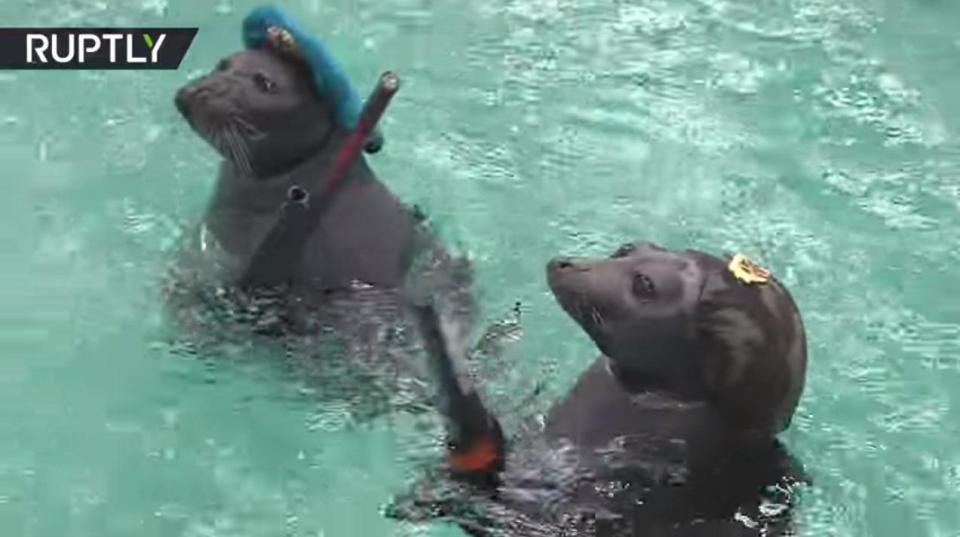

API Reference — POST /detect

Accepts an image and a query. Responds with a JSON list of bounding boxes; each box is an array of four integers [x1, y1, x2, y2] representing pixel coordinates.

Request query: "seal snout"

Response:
[[174, 88, 192, 117], [175, 84, 207, 118], [548, 258, 572, 271], [546, 257, 592, 307], [547, 257, 589, 274], [546, 257, 595, 288], [174, 79, 225, 123]]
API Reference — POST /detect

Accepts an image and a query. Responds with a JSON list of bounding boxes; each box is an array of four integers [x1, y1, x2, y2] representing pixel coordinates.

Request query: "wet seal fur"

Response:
[[390, 241, 809, 536], [163, 37, 476, 416]]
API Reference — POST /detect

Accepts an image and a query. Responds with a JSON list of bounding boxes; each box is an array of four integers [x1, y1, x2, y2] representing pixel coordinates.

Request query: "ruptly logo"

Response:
[[0, 28, 198, 69]]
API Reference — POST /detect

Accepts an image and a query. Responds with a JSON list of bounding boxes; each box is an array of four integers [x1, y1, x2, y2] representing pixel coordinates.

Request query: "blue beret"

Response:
[[242, 5, 383, 153]]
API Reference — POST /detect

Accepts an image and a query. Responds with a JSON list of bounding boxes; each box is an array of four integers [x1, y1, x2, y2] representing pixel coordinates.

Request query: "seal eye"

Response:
[[252, 72, 276, 92], [612, 243, 636, 259], [632, 273, 656, 299], [216, 59, 230, 71]]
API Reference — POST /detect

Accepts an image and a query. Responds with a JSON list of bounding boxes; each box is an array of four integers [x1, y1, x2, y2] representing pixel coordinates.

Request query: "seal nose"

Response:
[[174, 90, 190, 116], [174, 84, 212, 117], [548, 258, 584, 272]]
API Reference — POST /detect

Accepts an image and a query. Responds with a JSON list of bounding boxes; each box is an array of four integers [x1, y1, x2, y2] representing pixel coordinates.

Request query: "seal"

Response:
[[163, 7, 479, 419], [389, 241, 809, 536], [543, 241, 807, 440], [172, 47, 415, 293]]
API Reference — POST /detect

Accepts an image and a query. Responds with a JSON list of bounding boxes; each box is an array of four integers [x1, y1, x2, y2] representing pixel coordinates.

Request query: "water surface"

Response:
[[1, 0, 959, 535]]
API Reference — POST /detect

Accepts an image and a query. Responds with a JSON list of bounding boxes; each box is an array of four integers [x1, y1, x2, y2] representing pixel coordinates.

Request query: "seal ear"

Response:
[[694, 254, 807, 435]]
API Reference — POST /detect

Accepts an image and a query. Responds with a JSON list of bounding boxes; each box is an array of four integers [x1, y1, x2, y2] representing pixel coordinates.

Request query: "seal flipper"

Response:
[[410, 303, 506, 487]]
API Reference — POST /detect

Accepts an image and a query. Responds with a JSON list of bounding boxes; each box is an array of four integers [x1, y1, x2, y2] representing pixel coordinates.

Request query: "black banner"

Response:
[[0, 28, 198, 70]]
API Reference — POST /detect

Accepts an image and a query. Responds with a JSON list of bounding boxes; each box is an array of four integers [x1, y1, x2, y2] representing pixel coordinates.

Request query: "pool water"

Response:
[[1, 0, 959, 535]]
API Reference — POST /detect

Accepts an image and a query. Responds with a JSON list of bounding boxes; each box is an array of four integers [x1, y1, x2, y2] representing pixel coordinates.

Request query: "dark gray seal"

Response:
[[390, 241, 809, 536], [163, 47, 477, 417], [173, 47, 417, 292]]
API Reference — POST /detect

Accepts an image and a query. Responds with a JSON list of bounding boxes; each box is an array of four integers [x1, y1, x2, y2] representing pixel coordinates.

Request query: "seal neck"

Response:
[[247, 121, 342, 180], [603, 355, 709, 401], [213, 126, 374, 221]]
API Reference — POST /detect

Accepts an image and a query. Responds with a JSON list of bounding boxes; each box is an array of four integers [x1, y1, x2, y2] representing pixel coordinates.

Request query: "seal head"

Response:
[[175, 48, 336, 178], [241, 4, 384, 153], [546, 241, 807, 435]]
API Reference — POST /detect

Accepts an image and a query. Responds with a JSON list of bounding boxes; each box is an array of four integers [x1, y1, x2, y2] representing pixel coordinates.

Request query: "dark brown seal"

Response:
[[390, 241, 809, 536]]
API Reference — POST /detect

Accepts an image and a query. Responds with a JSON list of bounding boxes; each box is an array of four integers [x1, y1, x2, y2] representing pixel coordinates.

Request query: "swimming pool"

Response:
[[1, 0, 958, 535]]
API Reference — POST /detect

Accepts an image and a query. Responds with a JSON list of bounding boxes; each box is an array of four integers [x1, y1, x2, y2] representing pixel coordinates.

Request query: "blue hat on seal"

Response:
[[242, 5, 384, 154]]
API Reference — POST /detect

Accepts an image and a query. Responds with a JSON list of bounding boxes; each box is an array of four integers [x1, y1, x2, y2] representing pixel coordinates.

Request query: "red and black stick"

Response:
[[320, 71, 399, 195], [410, 303, 506, 486]]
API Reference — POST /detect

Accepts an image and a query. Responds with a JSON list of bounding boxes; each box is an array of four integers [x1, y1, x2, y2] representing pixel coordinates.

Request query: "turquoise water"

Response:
[[1, 0, 959, 535]]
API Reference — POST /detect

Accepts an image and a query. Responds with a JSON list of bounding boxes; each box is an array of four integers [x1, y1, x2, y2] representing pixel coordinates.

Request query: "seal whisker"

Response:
[[233, 114, 266, 141], [591, 307, 605, 330], [575, 293, 589, 322], [571, 296, 583, 321], [224, 124, 254, 178], [200, 119, 242, 176], [230, 122, 255, 174], [236, 129, 256, 178], [224, 130, 243, 175], [206, 123, 227, 158], [213, 125, 236, 167]]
